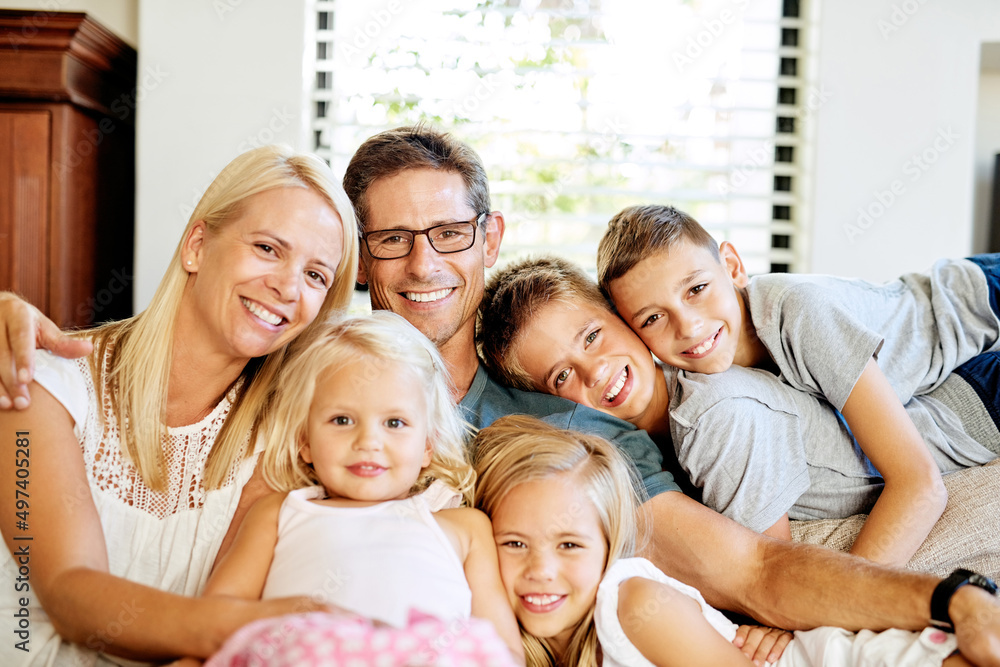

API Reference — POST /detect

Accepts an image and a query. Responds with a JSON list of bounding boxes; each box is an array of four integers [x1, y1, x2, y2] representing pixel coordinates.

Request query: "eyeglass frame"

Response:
[[360, 212, 489, 260]]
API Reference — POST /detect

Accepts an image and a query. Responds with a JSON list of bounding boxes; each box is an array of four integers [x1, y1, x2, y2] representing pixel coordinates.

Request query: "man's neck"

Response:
[[436, 328, 480, 404]]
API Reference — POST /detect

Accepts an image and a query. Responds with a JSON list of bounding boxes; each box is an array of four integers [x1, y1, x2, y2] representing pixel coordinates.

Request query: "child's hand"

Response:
[[733, 624, 793, 665]]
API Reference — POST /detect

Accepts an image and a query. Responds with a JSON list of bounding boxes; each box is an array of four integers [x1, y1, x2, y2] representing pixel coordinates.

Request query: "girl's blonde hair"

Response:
[[87, 144, 359, 491], [473, 415, 647, 667], [260, 311, 475, 505]]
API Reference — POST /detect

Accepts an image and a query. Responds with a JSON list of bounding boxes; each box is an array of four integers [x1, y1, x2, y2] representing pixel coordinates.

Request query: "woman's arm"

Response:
[[438, 507, 524, 664], [0, 381, 323, 661], [840, 358, 948, 566], [202, 492, 284, 599], [617, 576, 753, 666]]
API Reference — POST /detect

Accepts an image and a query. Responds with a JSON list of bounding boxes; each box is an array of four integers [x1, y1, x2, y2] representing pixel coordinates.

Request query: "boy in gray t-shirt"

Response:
[[597, 204, 1000, 569]]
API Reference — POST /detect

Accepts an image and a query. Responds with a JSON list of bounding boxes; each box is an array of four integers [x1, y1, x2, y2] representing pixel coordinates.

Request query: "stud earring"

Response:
[[186, 260, 192, 266]]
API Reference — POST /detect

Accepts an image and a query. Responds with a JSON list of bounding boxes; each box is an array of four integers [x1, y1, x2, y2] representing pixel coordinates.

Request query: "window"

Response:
[[312, 0, 815, 283]]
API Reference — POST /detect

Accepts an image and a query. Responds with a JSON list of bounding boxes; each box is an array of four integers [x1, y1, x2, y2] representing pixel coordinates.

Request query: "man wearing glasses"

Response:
[[343, 125, 1000, 663]]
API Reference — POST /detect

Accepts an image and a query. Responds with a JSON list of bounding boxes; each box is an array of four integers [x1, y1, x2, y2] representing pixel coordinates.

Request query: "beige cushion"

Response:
[[790, 458, 1000, 580]]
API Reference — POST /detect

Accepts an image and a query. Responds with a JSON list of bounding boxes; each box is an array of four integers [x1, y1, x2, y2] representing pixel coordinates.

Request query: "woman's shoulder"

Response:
[[32, 348, 95, 432]]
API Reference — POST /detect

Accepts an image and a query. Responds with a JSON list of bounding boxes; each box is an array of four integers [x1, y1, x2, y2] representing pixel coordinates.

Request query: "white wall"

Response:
[[0, 0, 137, 46], [973, 57, 1000, 253], [133, 0, 312, 308], [809, 0, 1000, 280]]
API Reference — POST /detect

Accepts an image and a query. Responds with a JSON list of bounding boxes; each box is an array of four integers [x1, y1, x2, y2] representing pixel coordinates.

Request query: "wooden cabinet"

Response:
[[0, 10, 136, 327]]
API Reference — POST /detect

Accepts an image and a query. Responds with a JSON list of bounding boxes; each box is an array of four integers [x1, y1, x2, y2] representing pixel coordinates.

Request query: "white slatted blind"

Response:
[[312, 0, 815, 279]]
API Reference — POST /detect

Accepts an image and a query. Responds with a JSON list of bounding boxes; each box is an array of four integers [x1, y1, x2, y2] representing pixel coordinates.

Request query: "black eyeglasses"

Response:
[[362, 213, 487, 260]]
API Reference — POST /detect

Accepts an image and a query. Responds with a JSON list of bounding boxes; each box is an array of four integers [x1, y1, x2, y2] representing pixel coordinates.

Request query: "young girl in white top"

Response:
[[203, 311, 523, 665], [473, 415, 971, 667]]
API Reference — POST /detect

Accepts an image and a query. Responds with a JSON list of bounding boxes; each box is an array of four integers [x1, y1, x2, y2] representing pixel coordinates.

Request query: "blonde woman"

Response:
[[0, 144, 358, 665]]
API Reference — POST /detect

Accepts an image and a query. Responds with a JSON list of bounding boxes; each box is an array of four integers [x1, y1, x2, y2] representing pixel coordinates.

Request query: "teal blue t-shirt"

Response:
[[459, 365, 680, 499]]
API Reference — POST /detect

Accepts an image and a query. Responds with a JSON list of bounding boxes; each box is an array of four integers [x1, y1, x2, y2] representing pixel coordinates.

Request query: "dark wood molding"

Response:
[[0, 11, 135, 327], [0, 10, 137, 119]]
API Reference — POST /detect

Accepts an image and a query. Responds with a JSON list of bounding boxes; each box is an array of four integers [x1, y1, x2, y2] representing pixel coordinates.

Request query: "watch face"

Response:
[[970, 573, 999, 595]]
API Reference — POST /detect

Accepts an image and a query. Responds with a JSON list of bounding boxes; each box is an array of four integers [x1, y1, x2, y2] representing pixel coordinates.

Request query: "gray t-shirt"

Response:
[[747, 258, 1000, 411], [666, 365, 996, 531], [460, 364, 680, 498]]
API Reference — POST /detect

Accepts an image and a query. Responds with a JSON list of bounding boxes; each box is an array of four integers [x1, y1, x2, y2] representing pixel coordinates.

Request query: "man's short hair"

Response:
[[597, 205, 720, 294], [343, 124, 491, 232], [478, 255, 609, 391]]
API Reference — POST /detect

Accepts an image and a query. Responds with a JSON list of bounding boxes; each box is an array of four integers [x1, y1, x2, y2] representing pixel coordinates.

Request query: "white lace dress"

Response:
[[0, 349, 259, 667]]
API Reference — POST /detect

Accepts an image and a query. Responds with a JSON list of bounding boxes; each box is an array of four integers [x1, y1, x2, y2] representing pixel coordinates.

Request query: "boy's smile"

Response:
[[607, 241, 757, 375], [510, 298, 669, 435]]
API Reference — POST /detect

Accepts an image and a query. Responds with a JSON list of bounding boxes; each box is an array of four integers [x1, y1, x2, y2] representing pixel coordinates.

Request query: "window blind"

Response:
[[311, 0, 815, 279]]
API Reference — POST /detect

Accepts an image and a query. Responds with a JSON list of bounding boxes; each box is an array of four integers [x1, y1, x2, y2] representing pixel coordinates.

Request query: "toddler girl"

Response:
[[473, 414, 970, 667], [203, 311, 523, 666]]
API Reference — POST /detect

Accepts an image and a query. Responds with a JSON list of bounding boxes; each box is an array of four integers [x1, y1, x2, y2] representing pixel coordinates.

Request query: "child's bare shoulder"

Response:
[[618, 575, 702, 629], [246, 490, 290, 519], [434, 505, 491, 531], [432, 507, 493, 561]]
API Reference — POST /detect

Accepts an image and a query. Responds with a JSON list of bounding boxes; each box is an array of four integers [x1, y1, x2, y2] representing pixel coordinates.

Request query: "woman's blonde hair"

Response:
[[87, 144, 359, 491], [260, 311, 476, 504], [473, 415, 647, 667]]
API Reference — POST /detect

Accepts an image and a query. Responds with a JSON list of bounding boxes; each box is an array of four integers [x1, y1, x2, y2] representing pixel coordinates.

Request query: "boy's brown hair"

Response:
[[597, 204, 720, 294], [478, 255, 609, 391]]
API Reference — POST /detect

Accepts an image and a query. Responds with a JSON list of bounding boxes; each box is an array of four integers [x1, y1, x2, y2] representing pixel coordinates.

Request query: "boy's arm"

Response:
[[203, 492, 284, 600], [617, 576, 753, 666], [444, 507, 524, 664], [638, 490, 1000, 665], [840, 358, 948, 566], [762, 514, 791, 541]]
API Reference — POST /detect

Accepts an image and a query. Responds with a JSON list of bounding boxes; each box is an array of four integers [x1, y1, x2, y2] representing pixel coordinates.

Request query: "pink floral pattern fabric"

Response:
[[206, 610, 518, 667]]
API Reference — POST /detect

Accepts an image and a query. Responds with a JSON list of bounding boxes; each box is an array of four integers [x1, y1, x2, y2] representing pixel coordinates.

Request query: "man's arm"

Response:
[[640, 491, 1000, 665], [0, 292, 92, 409]]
